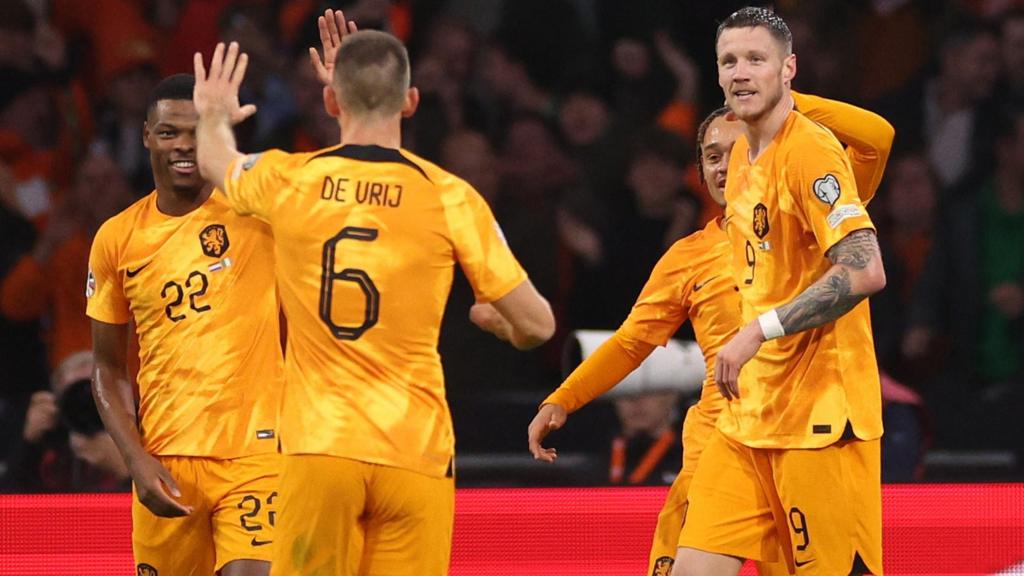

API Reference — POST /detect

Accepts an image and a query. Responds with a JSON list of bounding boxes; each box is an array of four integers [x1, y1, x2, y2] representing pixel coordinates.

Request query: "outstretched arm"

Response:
[[528, 333, 656, 462], [193, 42, 257, 192], [793, 91, 895, 203]]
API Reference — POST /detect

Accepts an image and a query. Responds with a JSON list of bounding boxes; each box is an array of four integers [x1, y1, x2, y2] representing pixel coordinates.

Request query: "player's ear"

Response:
[[142, 120, 151, 150], [782, 53, 797, 85], [401, 87, 419, 119], [323, 85, 341, 118]]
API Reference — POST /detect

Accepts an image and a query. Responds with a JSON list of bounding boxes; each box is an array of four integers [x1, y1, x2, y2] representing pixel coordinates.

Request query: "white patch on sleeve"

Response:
[[826, 203, 864, 229], [85, 268, 96, 298], [813, 173, 841, 207]]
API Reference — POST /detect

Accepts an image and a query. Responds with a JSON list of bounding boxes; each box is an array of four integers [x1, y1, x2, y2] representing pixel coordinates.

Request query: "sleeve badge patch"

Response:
[[813, 173, 841, 207], [85, 268, 96, 298], [826, 203, 864, 229], [242, 153, 262, 171]]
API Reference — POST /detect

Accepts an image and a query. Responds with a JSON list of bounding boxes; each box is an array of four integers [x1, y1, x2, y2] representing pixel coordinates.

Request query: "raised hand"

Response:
[[309, 9, 359, 86], [193, 42, 258, 126]]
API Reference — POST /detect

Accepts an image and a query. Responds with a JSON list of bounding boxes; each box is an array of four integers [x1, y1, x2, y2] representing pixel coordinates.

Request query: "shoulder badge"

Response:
[[813, 174, 841, 207]]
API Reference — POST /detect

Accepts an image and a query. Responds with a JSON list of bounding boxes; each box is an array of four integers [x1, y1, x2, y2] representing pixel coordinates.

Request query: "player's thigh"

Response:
[[270, 454, 369, 576], [680, 404, 718, 476], [648, 470, 691, 576], [678, 429, 781, 564], [771, 439, 882, 575], [211, 453, 281, 573], [132, 457, 215, 576], [359, 465, 455, 576]]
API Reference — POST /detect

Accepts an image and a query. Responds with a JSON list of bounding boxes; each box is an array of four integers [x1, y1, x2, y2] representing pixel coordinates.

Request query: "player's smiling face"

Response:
[[716, 26, 795, 122], [144, 99, 204, 195], [701, 115, 743, 207]]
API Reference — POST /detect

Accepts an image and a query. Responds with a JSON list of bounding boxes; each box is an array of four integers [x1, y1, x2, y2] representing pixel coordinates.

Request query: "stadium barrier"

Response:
[[1, 484, 1022, 574]]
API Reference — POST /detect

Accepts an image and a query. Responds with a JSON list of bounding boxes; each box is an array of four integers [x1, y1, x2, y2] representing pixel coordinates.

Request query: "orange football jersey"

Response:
[[86, 191, 283, 458], [617, 218, 738, 412], [222, 145, 528, 478], [722, 111, 883, 449]]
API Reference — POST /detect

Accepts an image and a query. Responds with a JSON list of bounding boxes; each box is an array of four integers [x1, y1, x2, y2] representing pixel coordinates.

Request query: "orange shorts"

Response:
[[647, 407, 789, 576], [679, 428, 882, 575], [270, 454, 455, 576], [131, 452, 280, 575]]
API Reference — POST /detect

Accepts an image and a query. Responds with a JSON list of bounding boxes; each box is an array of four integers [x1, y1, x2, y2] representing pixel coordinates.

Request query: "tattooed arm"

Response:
[[714, 229, 885, 399], [775, 229, 886, 334]]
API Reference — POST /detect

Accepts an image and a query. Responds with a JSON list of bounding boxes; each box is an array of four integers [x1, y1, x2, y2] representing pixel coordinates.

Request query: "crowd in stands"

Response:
[[1, 0, 1022, 491]]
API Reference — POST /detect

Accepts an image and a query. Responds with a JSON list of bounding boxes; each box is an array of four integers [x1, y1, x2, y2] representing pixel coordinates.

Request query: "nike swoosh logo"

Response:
[[794, 559, 814, 568], [693, 275, 720, 292], [250, 537, 272, 547], [125, 263, 149, 278]]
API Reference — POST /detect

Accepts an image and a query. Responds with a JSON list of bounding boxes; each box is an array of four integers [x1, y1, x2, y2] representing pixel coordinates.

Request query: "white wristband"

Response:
[[758, 309, 785, 340]]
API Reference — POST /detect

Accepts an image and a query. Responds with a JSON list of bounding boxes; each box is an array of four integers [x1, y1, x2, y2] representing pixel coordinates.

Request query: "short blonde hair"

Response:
[[333, 30, 410, 117]]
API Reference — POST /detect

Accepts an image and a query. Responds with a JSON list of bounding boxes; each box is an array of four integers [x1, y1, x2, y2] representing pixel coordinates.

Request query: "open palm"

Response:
[[309, 8, 359, 86], [193, 42, 257, 126]]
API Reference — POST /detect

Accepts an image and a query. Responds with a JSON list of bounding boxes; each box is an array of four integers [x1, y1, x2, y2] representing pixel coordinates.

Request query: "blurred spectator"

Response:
[[438, 129, 559, 396], [51, 0, 158, 92], [852, 0, 932, 101], [441, 130, 499, 202], [405, 17, 486, 158], [557, 90, 629, 244], [871, 152, 939, 371], [218, 3, 294, 148], [4, 351, 129, 493], [905, 107, 1024, 447], [596, 128, 700, 326], [496, 116, 575, 322], [0, 2, 36, 73], [875, 19, 1001, 189], [0, 163, 49, 485], [784, 5, 854, 99], [479, 41, 559, 138], [0, 69, 63, 220], [92, 56, 159, 194], [602, 391, 684, 486], [494, 0, 593, 93], [262, 51, 338, 151], [999, 9, 1024, 110], [604, 35, 675, 128], [0, 150, 133, 369], [881, 372, 929, 482]]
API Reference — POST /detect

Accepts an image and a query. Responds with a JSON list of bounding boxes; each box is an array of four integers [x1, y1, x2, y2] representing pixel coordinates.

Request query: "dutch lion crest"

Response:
[[199, 224, 230, 258]]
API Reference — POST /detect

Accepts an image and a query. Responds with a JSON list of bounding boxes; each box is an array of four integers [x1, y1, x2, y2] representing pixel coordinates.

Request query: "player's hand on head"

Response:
[[527, 403, 566, 463], [128, 453, 193, 518], [309, 8, 358, 86], [193, 42, 258, 126], [714, 320, 764, 400]]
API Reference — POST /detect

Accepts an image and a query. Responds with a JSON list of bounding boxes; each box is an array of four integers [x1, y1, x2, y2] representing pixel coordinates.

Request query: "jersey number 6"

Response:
[[319, 226, 380, 340]]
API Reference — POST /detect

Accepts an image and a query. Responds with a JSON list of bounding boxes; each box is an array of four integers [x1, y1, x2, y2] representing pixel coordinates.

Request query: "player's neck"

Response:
[[338, 116, 402, 150], [155, 184, 214, 217], [744, 94, 792, 162]]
